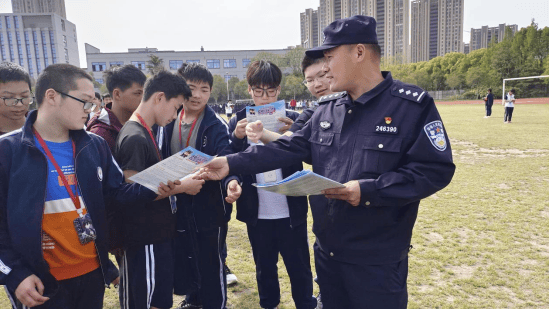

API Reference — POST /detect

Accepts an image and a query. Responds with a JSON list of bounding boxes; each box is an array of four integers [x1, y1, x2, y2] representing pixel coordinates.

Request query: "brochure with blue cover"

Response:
[[253, 170, 344, 196], [246, 100, 287, 133]]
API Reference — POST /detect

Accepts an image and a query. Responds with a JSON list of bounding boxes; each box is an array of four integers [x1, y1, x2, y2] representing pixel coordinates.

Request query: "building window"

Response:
[[224, 75, 237, 82], [36, 61, 41, 74], [206, 59, 220, 69], [0, 34, 5, 61], [5, 16, 11, 29], [186, 59, 200, 64], [61, 20, 66, 31], [13, 16, 19, 29], [27, 59, 33, 77], [110, 61, 124, 67], [223, 59, 237, 68], [169, 60, 183, 70], [132, 61, 146, 70], [92, 62, 106, 72], [242, 58, 251, 68], [95, 78, 104, 84], [63, 35, 67, 47], [49, 31, 56, 63], [0, 18, 2, 30], [64, 48, 69, 62], [43, 45, 49, 67], [7, 33, 14, 62]]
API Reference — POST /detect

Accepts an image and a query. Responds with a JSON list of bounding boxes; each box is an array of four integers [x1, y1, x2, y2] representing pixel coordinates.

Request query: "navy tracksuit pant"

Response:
[[247, 218, 317, 309]]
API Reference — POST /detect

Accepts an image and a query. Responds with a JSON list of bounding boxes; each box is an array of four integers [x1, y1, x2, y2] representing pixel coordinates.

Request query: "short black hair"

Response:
[[246, 60, 282, 88], [301, 55, 325, 76], [142, 70, 192, 102], [0, 62, 32, 90], [102, 93, 111, 99], [103, 64, 146, 96], [35, 64, 93, 107], [510, 89, 516, 94], [177, 62, 213, 88], [95, 92, 101, 100], [349, 43, 382, 61], [488, 88, 492, 92]]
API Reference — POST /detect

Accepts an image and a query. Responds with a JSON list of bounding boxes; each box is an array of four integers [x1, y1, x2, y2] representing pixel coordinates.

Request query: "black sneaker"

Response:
[[179, 300, 203, 309], [225, 264, 238, 285]]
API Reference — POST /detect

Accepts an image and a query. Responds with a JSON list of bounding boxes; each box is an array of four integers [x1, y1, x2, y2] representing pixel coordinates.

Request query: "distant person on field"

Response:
[[503, 89, 516, 123], [0, 62, 32, 136], [484, 88, 494, 118], [225, 100, 233, 119]]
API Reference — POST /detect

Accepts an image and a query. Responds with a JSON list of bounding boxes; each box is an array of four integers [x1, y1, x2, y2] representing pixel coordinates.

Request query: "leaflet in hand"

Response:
[[253, 170, 344, 196], [128, 147, 214, 194], [246, 100, 286, 132]]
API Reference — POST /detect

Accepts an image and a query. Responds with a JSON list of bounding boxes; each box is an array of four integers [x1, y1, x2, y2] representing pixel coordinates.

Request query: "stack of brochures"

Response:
[[253, 170, 344, 196]]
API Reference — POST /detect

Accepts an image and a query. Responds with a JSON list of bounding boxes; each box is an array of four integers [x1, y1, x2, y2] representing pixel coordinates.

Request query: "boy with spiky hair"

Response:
[[87, 64, 146, 153], [114, 70, 205, 309], [157, 62, 241, 309], [0, 62, 32, 135], [228, 60, 317, 309]]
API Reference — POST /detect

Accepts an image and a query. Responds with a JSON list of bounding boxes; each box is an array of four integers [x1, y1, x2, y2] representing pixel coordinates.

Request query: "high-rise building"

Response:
[[300, 8, 319, 49], [308, 0, 409, 61], [410, 0, 464, 62], [11, 0, 66, 19], [470, 23, 518, 52], [0, 13, 79, 79]]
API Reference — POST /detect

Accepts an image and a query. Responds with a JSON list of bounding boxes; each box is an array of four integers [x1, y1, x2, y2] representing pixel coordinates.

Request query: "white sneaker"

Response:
[[225, 264, 238, 285]]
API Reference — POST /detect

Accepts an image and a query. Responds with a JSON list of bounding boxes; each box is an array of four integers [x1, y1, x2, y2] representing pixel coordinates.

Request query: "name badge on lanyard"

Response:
[[263, 170, 278, 183]]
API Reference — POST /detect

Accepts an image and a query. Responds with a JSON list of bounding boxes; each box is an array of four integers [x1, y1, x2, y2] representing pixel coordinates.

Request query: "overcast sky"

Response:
[[0, 0, 548, 68]]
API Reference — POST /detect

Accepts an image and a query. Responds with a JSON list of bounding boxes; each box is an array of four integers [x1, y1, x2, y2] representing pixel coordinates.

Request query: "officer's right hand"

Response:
[[15, 275, 49, 308], [196, 157, 230, 181], [178, 177, 205, 195], [234, 119, 248, 140], [246, 120, 264, 143]]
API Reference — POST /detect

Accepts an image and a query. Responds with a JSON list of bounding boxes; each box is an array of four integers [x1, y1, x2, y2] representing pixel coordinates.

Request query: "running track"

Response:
[[435, 98, 549, 105]]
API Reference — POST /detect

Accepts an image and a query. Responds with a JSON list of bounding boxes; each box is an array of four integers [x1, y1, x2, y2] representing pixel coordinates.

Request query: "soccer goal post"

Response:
[[502, 75, 549, 104]]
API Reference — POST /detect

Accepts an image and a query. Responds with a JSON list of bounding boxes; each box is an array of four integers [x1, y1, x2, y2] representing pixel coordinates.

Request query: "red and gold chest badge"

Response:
[[385, 117, 392, 124]]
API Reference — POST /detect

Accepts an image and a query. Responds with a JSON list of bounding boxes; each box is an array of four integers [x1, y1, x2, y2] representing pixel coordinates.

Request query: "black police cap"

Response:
[[305, 15, 378, 59]]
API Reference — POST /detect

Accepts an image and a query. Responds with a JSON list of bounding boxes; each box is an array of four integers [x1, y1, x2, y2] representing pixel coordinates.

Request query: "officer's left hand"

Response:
[[226, 180, 242, 204], [323, 180, 361, 206], [277, 117, 294, 133]]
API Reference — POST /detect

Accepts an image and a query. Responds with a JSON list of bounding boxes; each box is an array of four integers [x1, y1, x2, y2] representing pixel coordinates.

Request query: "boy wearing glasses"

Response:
[[0, 62, 33, 136], [0, 64, 182, 309], [228, 60, 317, 309]]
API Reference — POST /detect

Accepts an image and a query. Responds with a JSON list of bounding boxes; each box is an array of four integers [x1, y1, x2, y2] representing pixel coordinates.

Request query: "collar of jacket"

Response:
[[22, 110, 93, 152]]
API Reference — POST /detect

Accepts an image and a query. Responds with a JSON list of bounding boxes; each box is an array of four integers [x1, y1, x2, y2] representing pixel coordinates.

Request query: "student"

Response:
[[157, 63, 241, 309], [87, 64, 146, 153], [0, 64, 180, 309], [114, 70, 205, 309], [0, 62, 32, 135], [503, 89, 516, 123], [246, 55, 333, 144], [102, 93, 112, 108], [225, 100, 233, 118], [228, 60, 317, 309]]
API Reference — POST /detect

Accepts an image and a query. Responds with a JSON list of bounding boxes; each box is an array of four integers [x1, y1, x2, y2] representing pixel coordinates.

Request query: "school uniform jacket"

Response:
[[0, 110, 157, 297]]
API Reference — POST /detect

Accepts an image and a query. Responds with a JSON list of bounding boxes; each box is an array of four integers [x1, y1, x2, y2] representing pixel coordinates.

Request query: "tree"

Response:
[[282, 47, 307, 75], [146, 54, 165, 75], [251, 52, 285, 67], [210, 75, 227, 103], [282, 75, 306, 99], [228, 77, 239, 99], [234, 79, 249, 100]]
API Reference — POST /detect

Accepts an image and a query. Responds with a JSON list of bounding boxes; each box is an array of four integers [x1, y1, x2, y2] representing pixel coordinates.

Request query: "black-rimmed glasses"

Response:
[[1, 96, 34, 107], [251, 87, 278, 97], [55, 90, 98, 111]]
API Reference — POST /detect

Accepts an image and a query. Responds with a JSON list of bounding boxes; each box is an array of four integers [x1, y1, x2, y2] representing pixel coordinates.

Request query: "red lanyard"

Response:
[[178, 110, 198, 148], [135, 113, 162, 161], [33, 128, 82, 214]]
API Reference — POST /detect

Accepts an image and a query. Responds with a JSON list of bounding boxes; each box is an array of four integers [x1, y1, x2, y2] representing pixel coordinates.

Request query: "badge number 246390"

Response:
[[375, 125, 397, 133]]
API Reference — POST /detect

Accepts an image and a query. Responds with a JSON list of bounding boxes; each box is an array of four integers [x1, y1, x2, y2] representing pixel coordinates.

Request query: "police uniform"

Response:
[[223, 15, 455, 309]]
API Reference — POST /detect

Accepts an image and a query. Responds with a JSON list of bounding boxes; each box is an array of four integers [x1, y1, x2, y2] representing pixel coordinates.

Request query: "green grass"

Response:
[[1, 104, 548, 308]]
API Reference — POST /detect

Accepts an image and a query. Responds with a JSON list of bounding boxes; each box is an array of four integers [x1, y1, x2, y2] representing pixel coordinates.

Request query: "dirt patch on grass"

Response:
[[450, 139, 549, 163], [446, 264, 478, 279], [427, 232, 444, 243]]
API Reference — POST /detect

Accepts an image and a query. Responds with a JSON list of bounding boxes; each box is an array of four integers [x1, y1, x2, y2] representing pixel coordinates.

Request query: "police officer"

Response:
[[198, 15, 455, 309]]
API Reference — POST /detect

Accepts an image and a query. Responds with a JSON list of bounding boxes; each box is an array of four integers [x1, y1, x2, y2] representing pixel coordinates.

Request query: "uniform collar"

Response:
[[353, 71, 393, 105]]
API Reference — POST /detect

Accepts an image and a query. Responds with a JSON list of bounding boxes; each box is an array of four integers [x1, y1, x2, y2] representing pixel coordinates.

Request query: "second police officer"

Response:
[[198, 15, 455, 308]]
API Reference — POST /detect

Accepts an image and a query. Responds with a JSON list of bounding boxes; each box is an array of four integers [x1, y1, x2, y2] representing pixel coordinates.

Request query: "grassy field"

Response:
[[1, 103, 548, 309]]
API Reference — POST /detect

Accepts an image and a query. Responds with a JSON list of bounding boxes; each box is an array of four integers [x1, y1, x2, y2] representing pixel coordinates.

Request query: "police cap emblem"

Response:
[[424, 121, 447, 151], [320, 121, 331, 130]]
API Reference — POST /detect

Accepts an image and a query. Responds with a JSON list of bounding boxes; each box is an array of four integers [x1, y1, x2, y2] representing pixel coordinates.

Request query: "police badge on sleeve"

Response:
[[424, 121, 447, 151]]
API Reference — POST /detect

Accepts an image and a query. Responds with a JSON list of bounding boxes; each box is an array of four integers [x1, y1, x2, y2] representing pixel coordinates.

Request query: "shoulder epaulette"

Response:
[[318, 91, 347, 104], [390, 81, 427, 104]]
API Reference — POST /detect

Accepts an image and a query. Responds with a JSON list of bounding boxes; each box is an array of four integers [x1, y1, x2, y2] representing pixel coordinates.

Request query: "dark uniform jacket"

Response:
[[158, 105, 235, 231], [228, 107, 309, 228], [0, 111, 157, 297], [226, 72, 455, 265]]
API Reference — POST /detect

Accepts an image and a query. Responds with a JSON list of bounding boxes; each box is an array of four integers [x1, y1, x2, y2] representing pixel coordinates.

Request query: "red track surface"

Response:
[[435, 97, 549, 105]]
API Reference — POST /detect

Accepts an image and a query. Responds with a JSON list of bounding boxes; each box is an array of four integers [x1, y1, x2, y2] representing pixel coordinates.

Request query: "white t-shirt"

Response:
[[505, 94, 515, 108], [225, 105, 233, 114]]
